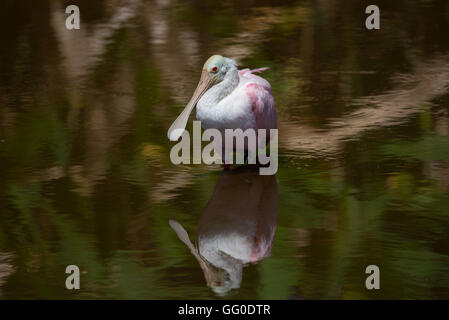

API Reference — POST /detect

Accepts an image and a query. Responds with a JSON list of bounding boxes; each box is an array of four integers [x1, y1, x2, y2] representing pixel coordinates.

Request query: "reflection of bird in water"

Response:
[[170, 165, 278, 295]]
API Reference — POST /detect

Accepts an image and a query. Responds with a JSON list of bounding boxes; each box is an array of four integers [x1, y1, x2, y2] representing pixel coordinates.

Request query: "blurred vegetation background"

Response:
[[0, 0, 448, 299]]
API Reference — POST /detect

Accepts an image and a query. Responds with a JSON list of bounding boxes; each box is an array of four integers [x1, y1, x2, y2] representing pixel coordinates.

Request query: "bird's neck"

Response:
[[199, 67, 239, 108]]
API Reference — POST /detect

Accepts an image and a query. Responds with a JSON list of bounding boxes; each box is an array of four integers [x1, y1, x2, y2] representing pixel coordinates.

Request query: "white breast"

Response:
[[196, 83, 257, 131]]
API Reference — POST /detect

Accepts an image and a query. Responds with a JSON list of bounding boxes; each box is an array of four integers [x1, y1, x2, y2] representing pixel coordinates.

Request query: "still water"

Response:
[[0, 0, 448, 299]]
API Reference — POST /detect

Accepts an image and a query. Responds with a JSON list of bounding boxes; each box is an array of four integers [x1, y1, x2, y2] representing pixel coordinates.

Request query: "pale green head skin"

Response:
[[203, 54, 231, 83], [203, 54, 226, 71]]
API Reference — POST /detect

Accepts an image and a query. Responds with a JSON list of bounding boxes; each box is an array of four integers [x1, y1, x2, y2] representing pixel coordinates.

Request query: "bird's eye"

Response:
[[211, 66, 218, 72]]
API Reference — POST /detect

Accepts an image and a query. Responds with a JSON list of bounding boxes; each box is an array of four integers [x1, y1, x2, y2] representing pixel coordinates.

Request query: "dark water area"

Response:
[[0, 0, 448, 299]]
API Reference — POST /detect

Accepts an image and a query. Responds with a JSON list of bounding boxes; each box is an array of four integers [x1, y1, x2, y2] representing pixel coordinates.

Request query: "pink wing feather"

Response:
[[241, 68, 277, 131]]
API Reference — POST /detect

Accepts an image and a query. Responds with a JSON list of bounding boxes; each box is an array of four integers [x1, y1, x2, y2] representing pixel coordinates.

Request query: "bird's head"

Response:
[[203, 54, 235, 83], [167, 54, 237, 141]]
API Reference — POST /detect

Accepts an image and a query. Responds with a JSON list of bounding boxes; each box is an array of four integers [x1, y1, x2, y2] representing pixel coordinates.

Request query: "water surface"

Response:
[[0, 0, 448, 299]]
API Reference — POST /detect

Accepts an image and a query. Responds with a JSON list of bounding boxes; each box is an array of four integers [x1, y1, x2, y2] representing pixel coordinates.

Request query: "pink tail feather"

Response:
[[239, 67, 269, 78], [249, 67, 269, 73]]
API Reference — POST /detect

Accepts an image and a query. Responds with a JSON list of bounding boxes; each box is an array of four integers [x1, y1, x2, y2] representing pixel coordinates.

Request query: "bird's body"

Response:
[[196, 63, 277, 135], [168, 55, 277, 146]]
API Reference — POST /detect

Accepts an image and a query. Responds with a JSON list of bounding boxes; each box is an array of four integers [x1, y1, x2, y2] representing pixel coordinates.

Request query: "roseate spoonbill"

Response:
[[169, 166, 278, 295], [167, 55, 277, 158]]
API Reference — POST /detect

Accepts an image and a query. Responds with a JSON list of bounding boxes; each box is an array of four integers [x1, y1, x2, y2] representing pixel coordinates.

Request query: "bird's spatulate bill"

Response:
[[169, 219, 221, 284], [168, 70, 215, 141], [169, 219, 199, 253]]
